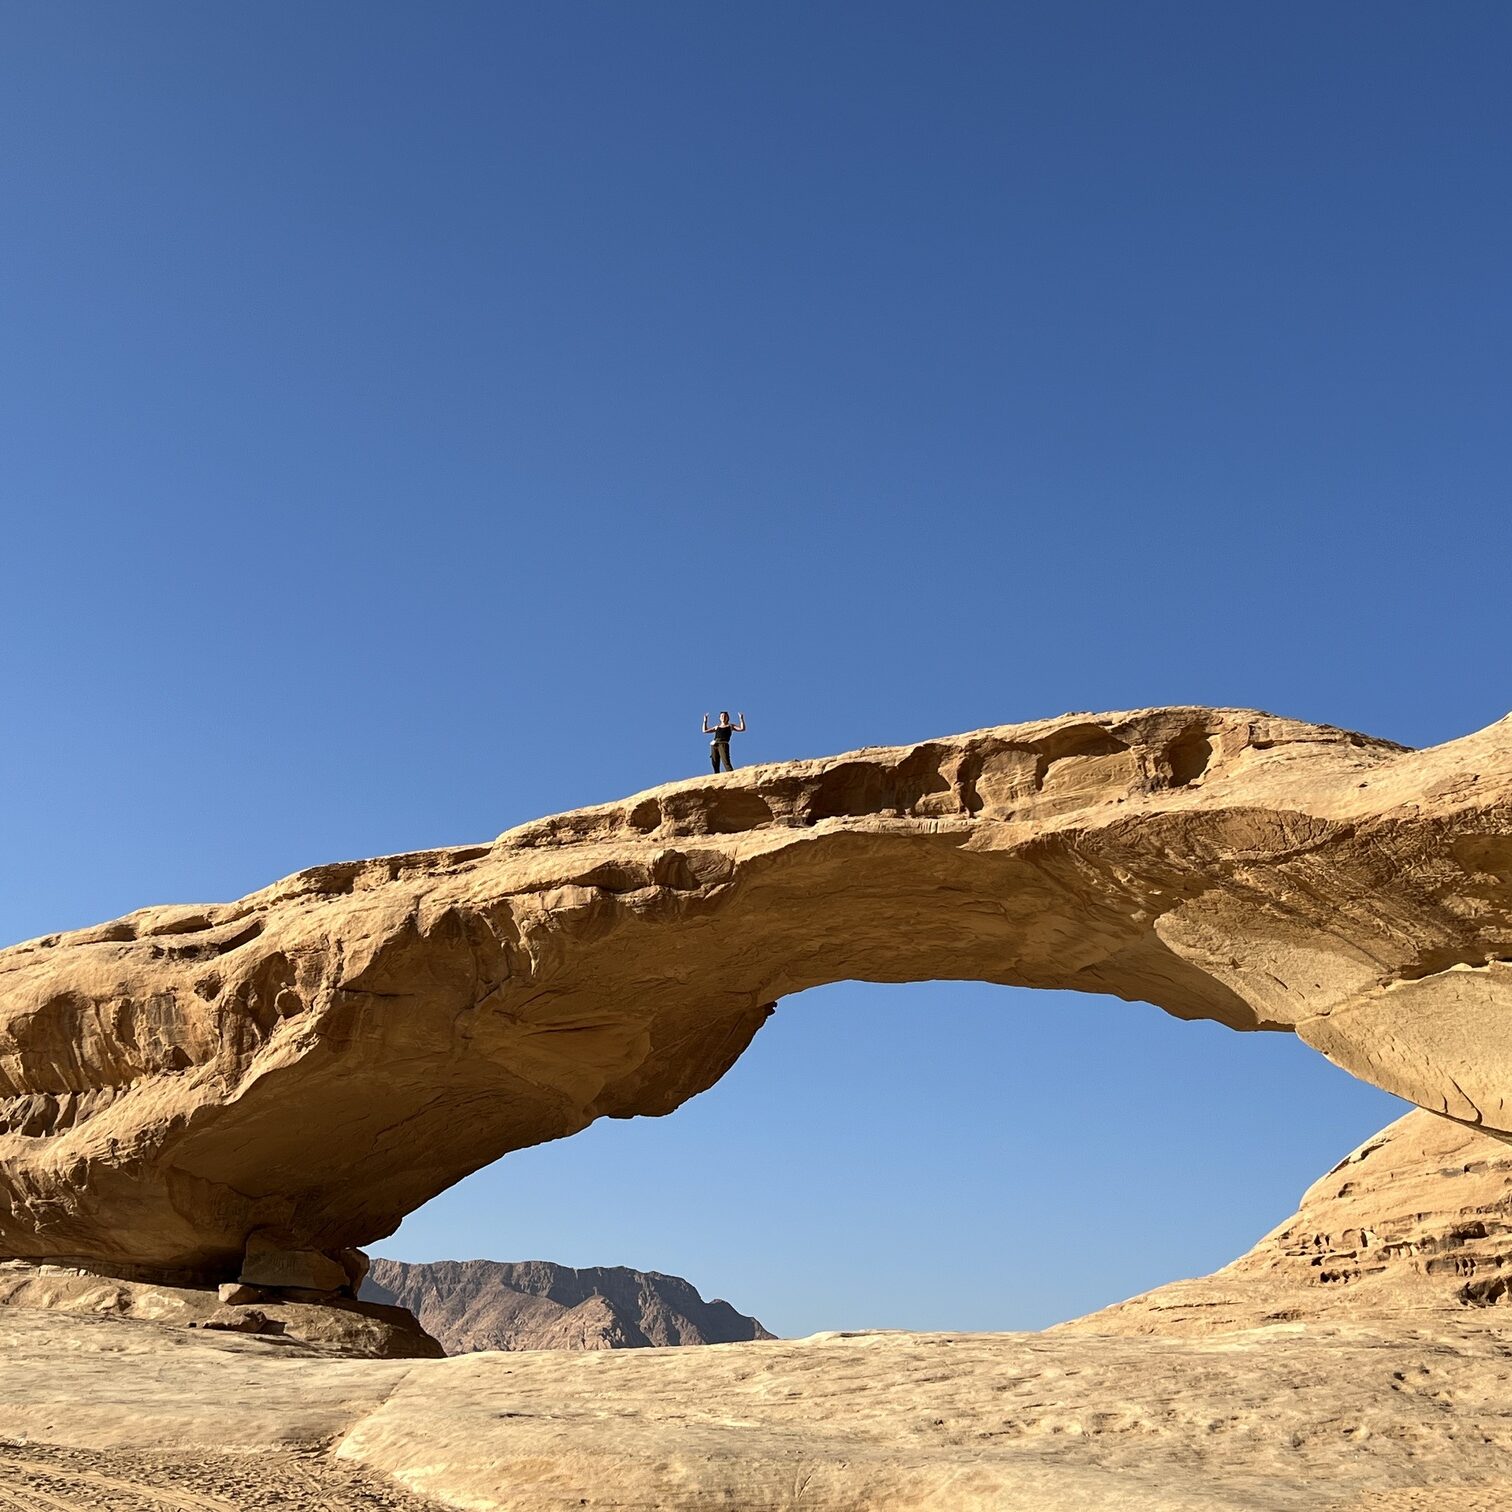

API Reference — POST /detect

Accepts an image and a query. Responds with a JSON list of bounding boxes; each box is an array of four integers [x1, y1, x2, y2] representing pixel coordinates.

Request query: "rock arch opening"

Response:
[[371, 976, 1410, 1338], [0, 705, 1507, 1287]]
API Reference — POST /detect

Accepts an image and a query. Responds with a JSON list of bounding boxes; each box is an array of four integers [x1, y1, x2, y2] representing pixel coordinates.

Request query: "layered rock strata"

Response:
[[2, 705, 1510, 1283], [1060, 1105, 1512, 1336]]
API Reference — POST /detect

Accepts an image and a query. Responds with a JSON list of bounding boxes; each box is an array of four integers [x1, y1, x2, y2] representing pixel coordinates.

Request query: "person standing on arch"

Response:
[[703, 709, 746, 773]]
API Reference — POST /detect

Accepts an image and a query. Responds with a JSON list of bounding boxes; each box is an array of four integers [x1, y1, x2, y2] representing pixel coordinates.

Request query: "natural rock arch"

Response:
[[1, 705, 1509, 1285]]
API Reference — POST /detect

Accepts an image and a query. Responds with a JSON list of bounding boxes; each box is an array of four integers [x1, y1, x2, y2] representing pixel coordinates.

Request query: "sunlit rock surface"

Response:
[[0, 1258, 441, 1357], [3, 705, 1511, 1282], [6, 1113, 1512, 1508], [1059, 1105, 1512, 1336]]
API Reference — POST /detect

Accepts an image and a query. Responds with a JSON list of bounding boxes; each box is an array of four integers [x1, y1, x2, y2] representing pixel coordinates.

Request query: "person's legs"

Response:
[[721, 745, 734, 771], [710, 743, 722, 773]]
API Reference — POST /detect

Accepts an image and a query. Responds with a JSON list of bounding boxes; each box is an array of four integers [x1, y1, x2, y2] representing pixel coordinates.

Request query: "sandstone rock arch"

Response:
[[2, 706, 1510, 1285]]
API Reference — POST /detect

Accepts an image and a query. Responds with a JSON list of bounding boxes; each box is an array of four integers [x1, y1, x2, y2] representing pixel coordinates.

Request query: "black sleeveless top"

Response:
[[711, 724, 735, 743]]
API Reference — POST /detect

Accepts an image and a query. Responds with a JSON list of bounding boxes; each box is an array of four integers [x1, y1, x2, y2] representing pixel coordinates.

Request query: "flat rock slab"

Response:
[[0, 1307, 409, 1452], [4, 1306, 1512, 1511], [338, 1325, 1512, 1512]]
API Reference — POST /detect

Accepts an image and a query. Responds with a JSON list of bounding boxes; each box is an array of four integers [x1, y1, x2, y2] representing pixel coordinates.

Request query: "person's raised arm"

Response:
[[735, 713, 747, 732], [702, 713, 713, 734]]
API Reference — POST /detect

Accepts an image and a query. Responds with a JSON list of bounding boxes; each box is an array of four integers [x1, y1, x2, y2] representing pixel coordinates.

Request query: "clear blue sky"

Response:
[[2, 3, 1507, 1335]]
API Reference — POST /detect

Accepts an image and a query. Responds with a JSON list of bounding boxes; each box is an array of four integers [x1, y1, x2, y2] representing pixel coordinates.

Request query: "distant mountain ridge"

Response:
[[361, 1258, 775, 1356]]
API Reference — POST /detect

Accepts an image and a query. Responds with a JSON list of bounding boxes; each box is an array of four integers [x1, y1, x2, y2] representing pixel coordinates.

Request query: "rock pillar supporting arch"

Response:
[[1, 705, 1510, 1283]]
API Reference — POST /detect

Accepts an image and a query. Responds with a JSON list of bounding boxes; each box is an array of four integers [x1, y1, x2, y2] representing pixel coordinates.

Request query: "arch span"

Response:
[[1, 705, 1510, 1284]]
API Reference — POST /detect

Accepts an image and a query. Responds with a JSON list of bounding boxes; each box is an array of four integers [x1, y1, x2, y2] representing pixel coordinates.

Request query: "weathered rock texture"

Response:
[[2, 705, 1510, 1282], [5, 1114, 1512, 1508], [0, 1259, 442, 1357], [361, 1257, 774, 1354], [1059, 1105, 1512, 1337]]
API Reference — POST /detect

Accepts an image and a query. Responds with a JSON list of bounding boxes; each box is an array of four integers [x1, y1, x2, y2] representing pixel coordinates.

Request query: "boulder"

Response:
[[0, 1260, 442, 1357], [239, 1233, 349, 1294], [195, 1305, 275, 1335]]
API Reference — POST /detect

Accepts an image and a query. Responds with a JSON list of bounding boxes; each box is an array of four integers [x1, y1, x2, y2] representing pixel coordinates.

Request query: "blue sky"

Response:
[[2, 3, 1506, 1335]]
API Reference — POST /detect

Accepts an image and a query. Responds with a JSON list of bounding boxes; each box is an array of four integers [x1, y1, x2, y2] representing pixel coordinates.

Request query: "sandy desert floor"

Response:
[[0, 1440, 436, 1512]]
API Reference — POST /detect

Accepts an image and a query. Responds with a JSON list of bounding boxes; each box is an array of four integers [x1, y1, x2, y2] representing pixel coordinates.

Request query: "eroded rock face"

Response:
[[2, 705, 1511, 1282], [1059, 1105, 1512, 1336], [0, 1260, 443, 1357]]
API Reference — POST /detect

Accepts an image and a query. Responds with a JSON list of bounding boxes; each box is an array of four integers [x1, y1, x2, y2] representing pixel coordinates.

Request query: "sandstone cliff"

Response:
[[360, 1257, 773, 1353], [3, 705, 1510, 1286], [1059, 1105, 1512, 1336]]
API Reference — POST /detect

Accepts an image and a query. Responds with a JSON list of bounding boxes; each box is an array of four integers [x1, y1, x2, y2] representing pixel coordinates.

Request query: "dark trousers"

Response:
[[710, 740, 733, 772]]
